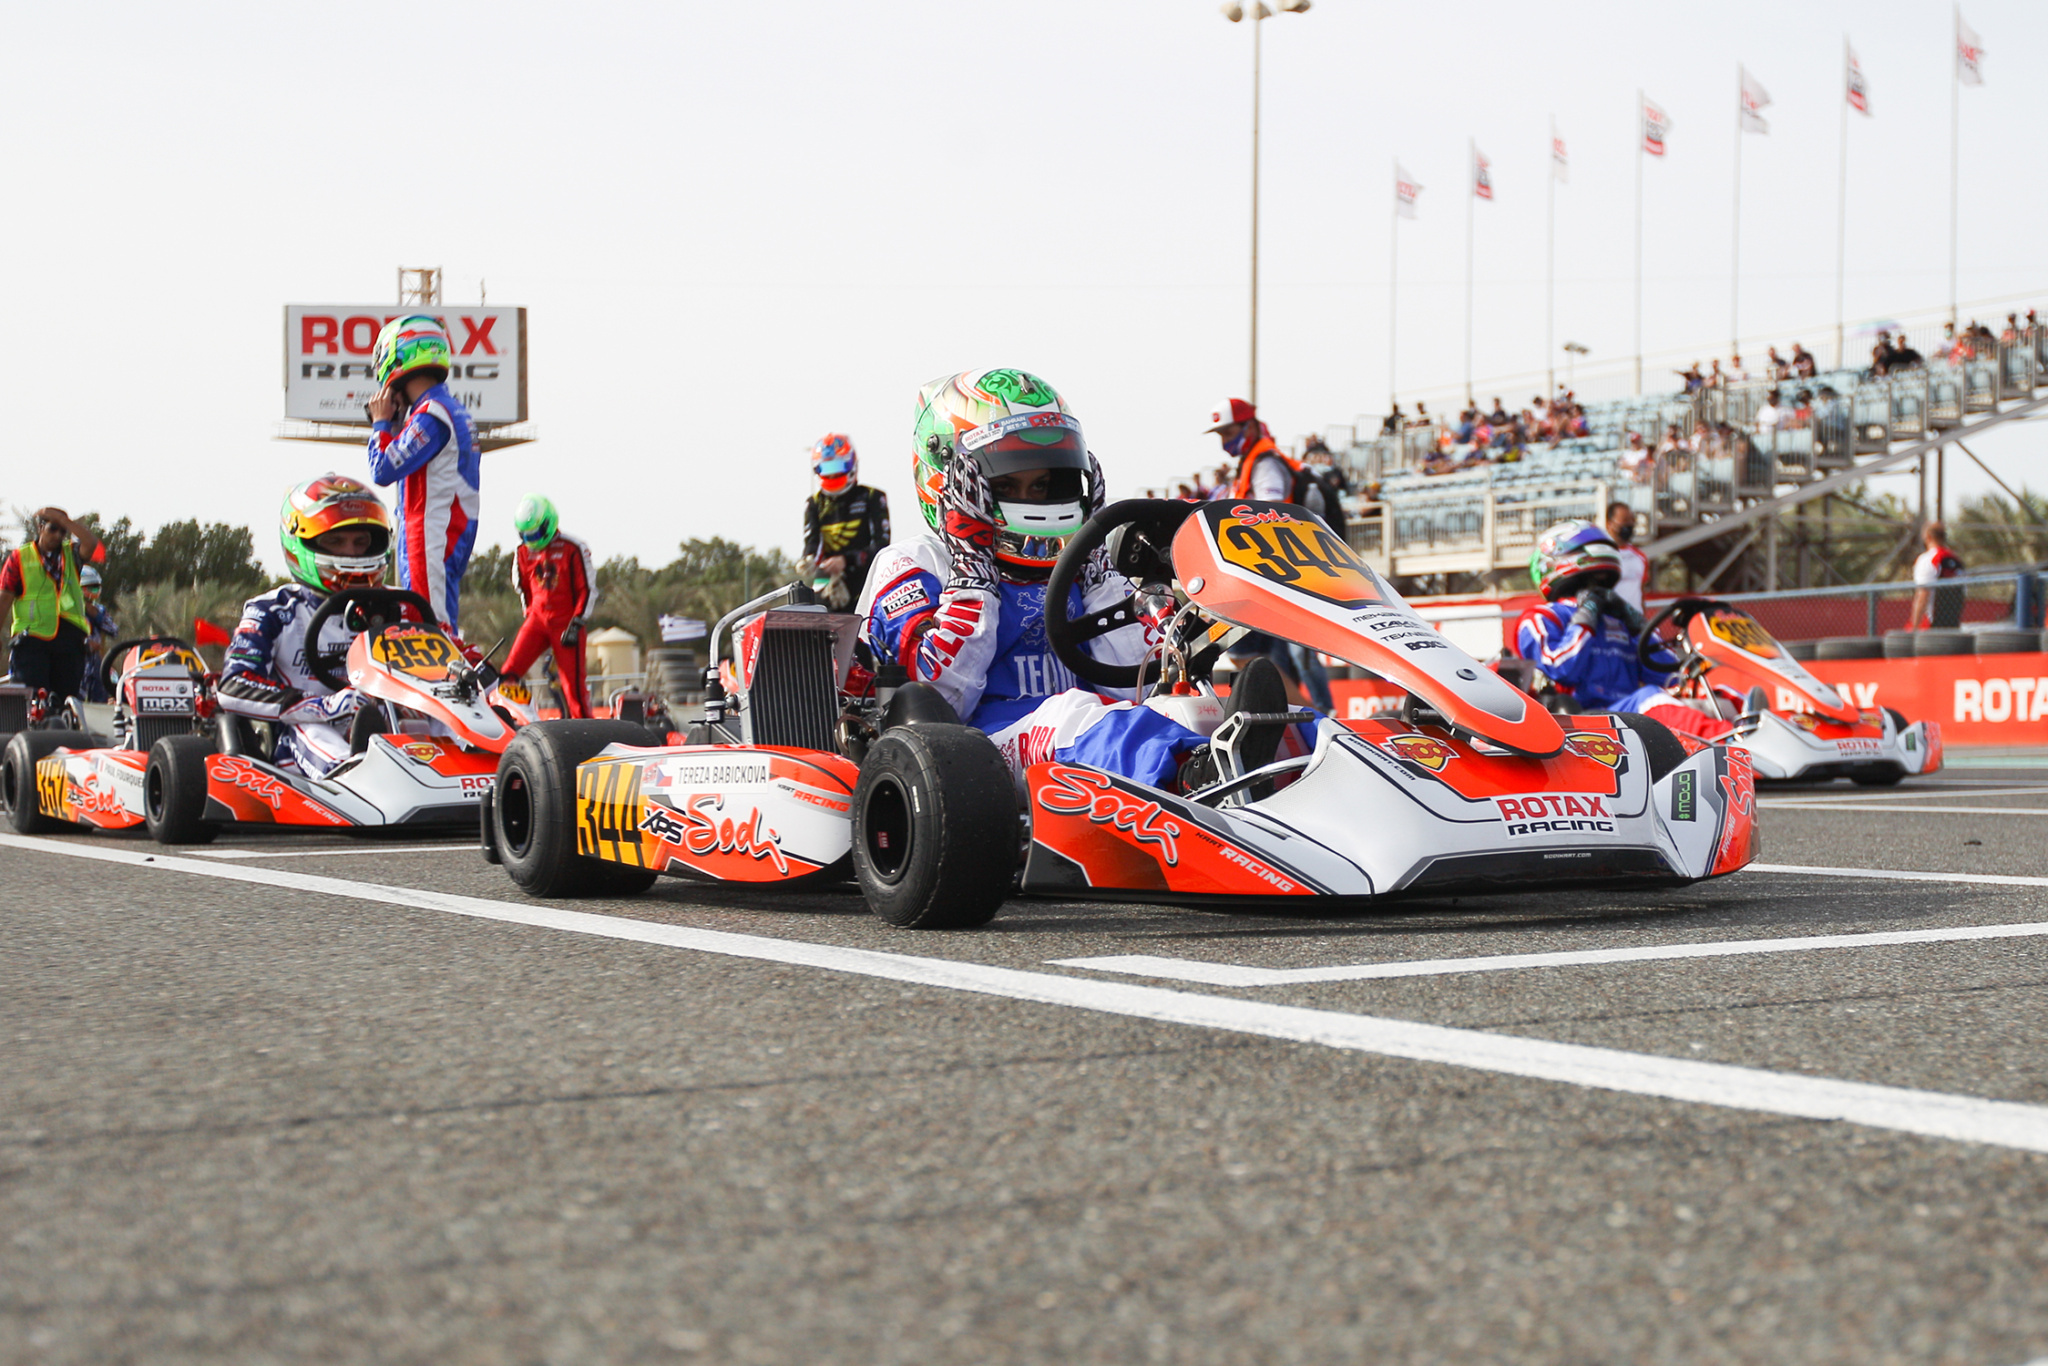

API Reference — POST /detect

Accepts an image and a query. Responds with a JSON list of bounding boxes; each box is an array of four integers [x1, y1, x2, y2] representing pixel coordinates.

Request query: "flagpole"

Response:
[[1465, 137, 1475, 404], [1389, 159, 1398, 412], [1836, 36, 1850, 369], [1731, 63, 1743, 363], [1547, 116, 1556, 400], [1949, 3, 1960, 328], [1634, 89, 1643, 397], [1248, 11, 1262, 404]]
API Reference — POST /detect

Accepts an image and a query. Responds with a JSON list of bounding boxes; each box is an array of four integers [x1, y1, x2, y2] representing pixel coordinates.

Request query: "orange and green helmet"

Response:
[[370, 314, 452, 389], [280, 474, 392, 593]]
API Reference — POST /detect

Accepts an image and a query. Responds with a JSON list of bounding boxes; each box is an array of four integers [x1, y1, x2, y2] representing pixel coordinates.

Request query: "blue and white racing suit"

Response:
[[857, 533, 1205, 788], [1516, 597, 1678, 712], [367, 382, 481, 633], [218, 584, 364, 778]]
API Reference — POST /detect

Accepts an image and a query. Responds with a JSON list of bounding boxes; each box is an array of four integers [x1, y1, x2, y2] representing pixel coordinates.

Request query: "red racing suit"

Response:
[[505, 533, 597, 718]]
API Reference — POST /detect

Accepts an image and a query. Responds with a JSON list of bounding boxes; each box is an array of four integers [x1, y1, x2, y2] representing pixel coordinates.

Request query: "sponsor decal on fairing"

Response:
[[1379, 732, 1458, 773], [1494, 794, 1617, 838], [1035, 765, 1182, 866], [1562, 730, 1626, 768], [650, 794, 792, 876]]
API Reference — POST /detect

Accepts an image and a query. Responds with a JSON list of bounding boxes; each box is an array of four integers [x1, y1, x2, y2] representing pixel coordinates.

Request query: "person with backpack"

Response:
[[1204, 398, 1325, 519]]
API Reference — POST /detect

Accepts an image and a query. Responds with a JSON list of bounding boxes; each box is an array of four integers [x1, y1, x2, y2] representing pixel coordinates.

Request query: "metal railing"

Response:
[[1715, 571, 2044, 643]]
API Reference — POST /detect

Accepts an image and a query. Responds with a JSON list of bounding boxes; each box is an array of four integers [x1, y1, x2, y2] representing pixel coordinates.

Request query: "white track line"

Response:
[[188, 844, 470, 860], [1750, 862, 2048, 887], [1765, 785, 2048, 802], [1757, 803, 2048, 816], [8, 834, 2048, 1156]]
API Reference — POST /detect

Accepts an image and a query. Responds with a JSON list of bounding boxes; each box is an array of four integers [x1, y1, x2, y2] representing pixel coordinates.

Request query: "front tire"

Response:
[[852, 724, 1018, 929], [494, 720, 661, 898], [145, 734, 219, 844], [2, 730, 95, 835]]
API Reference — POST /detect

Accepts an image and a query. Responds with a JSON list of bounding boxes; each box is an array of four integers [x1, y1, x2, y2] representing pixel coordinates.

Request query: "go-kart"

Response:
[[2, 589, 540, 842], [1635, 598, 1941, 786], [485, 498, 1758, 929]]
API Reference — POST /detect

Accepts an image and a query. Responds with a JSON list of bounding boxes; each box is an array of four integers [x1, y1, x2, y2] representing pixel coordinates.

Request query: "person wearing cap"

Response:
[[0, 507, 104, 707], [1203, 398, 1324, 518], [76, 565, 120, 703]]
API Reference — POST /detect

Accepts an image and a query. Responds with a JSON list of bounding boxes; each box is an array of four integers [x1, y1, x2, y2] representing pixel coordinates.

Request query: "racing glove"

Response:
[[217, 674, 302, 717], [560, 622, 582, 649], [940, 454, 1000, 592], [1076, 450, 1119, 598], [1570, 589, 1606, 629]]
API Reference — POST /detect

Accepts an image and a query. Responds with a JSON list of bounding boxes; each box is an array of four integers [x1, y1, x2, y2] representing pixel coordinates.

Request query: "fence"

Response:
[[1716, 571, 2045, 645]]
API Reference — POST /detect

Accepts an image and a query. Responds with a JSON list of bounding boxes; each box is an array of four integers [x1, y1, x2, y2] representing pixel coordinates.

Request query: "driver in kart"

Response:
[[217, 475, 395, 778], [1517, 519, 1679, 713], [856, 370, 1292, 794]]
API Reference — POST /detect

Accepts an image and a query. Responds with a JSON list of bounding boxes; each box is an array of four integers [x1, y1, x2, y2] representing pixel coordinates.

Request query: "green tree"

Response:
[[1950, 487, 2048, 569]]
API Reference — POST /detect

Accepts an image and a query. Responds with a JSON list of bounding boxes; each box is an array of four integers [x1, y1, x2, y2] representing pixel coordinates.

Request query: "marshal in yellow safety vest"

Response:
[[8, 541, 89, 640]]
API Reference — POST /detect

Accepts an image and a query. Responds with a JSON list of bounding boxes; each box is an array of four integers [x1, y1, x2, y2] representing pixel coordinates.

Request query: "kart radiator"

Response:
[[743, 625, 840, 753]]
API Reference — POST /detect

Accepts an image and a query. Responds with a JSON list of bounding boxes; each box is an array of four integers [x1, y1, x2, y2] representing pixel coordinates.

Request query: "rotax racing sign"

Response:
[[283, 305, 527, 424]]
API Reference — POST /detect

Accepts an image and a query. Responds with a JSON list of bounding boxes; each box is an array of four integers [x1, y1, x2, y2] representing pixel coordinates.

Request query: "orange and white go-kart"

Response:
[[2, 590, 541, 843], [485, 499, 1759, 929], [1637, 598, 1942, 787]]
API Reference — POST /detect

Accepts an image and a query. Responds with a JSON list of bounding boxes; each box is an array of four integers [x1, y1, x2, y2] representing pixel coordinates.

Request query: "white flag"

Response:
[[1472, 148, 1493, 201], [1641, 97, 1672, 156], [1956, 11, 1985, 86], [1551, 126, 1568, 183], [1394, 163, 1422, 219], [1739, 66, 1772, 134], [659, 614, 707, 642], [1846, 45, 1870, 115]]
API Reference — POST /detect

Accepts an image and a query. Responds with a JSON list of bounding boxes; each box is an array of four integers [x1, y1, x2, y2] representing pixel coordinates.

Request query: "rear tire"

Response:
[[494, 720, 661, 898], [1851, 767, 1906, 787], [852, 724, 1017, 929], [145, 735, 219, 844], [2, 730, 94, 835]]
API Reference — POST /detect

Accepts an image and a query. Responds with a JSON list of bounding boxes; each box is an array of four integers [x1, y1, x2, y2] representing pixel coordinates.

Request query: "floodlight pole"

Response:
[[1248, 11, 1261, 404], [1836, 35, 1850, 369], [1633, 90, 1644, 397]]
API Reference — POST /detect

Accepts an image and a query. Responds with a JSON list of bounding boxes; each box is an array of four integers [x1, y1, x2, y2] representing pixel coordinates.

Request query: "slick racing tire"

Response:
[[145, 734, 219, 844], [1610, 713, 1688, 784], [2, 730, 95, 835], [852, 723, 1017, 930], [494, 720, 661, 899]]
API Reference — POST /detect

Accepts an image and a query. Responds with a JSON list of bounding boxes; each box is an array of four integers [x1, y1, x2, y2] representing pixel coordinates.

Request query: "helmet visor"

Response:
[[813, 455, 855, 478], [959, 413, 1089, 478]]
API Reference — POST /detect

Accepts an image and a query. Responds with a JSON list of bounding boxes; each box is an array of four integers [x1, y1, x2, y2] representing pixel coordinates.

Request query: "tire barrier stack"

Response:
[[644, 647, 700, 709]]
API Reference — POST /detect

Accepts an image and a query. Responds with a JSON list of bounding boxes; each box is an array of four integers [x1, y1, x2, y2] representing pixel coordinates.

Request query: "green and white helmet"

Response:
[[912, 369, 1091, 575], [513, 494, 558, 548], [370, 314, 452, 389]]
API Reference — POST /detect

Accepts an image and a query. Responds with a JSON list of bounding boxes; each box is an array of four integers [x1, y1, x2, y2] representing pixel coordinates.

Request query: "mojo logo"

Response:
[[1671, 770, 1697, 822], [1563, 730, 1627, 768], [1036, 765, 1182, 866], [671, 795, 790, 876], [209, 757, 287, 810], [1380, 733, 1458, 772], [1495, 794, 1616, 838]]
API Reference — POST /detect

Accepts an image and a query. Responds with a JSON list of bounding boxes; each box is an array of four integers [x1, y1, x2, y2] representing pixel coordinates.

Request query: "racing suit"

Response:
[[802, 484, 891, 611], [505, 533, 597, 719], [1516, 593, 1677, 712], [857, 532, 1205, 787], [217, 584, 364, 778], [367, 382, 481, 634]]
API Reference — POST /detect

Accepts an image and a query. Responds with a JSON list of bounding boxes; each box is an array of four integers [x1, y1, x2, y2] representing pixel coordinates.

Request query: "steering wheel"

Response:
[[1637, 596, 1730, 670], [100, 635, 197, 696], [1044, 499, 1200, 689], [304, 588, 439, 693]]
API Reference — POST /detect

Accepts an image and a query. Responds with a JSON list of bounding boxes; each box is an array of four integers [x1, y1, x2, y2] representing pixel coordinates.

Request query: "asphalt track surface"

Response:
[[7, 757, 2048, 1365]]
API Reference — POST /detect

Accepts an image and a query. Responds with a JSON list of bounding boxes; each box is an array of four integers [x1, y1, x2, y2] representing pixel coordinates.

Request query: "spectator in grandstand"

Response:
[[1889, 336, 1924, 370], [1380, 403, 1404, 436], [1728, 353, 1749, 382], [1792, 389, 1815, 426], [1453, 405, 1478, 445], [1676, 362, 1705, 394], [1408, 401, 1432, 430], [1791, 342, 1817, 378], [1766, 347, 1789, 381], [1755, 388, 1785, 442], [2003, 313, 2022, 344], [1487, 397, 1510, 428], [1605, 502, 1649, 614], [1869, 333, 1897, 378], [1707, 359, 1726, 389], [1909, 521, 1965, 630], [1940, 322, 1967, 362], [1655, 424, 1686, 459], [1617, 432, 1653, 484]]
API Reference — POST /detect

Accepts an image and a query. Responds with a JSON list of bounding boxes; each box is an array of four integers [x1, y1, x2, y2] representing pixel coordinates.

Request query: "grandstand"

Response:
[[1327, 320, 2048, 594]]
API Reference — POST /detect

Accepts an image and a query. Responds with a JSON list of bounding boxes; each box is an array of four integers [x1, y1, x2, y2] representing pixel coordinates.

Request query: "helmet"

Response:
[[513, 494, 559, 548], [280, 474, 393, 594], [912, 369, 1092, 576], [370, 314, 452, 389], [811, 434, 857, 493], [79, 566, 102, 593], [1530, 519, 1621, 601]]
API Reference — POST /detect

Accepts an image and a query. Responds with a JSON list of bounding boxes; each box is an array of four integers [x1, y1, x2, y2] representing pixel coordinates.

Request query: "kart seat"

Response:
[[217, 711, 277, 763], [881, 682, 961, 730]]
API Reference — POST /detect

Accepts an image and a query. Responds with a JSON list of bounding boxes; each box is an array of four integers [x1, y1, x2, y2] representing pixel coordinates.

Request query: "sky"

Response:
[[4, 0, 2043, 576]]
